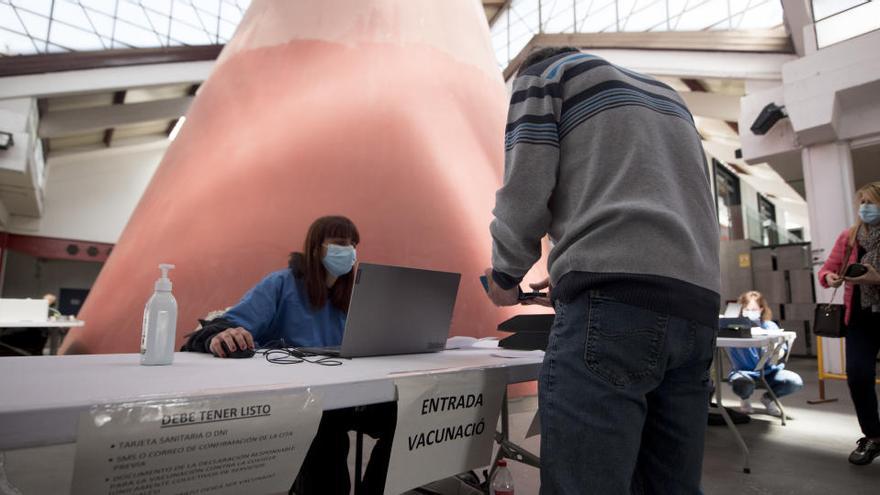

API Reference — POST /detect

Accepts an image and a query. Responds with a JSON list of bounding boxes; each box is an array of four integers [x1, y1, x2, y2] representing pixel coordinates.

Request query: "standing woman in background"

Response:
[[819, 181, 880, 465]]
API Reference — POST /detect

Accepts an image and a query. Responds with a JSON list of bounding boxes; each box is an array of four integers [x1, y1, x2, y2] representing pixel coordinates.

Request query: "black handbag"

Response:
[[813, 237, 855, 338], [813, 303, 846, 338]]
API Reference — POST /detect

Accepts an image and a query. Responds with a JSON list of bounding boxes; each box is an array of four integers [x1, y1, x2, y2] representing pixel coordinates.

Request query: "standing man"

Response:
[[484, 48, 720, 494]]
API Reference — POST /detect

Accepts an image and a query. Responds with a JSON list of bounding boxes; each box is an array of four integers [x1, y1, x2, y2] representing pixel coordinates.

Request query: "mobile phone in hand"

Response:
[[481, 275, 547, 300], [518, 291, 548, 301], [845, 263, 869, 278]]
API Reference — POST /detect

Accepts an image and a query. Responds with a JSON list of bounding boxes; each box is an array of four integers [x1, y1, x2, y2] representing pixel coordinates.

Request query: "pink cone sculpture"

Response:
[[61, 0, 550, 358]]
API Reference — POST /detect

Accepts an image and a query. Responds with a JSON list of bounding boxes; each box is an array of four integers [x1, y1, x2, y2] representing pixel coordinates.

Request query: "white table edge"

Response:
[[0, 351, 541, 451]]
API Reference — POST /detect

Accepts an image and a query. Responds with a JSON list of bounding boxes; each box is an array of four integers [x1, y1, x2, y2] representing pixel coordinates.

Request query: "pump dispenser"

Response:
[[141, 264, 178, 365]]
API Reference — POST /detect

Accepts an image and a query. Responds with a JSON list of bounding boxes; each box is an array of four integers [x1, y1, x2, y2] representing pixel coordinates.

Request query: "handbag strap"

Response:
[[825, 228, 859, 310], [837, 227, 858, 277]]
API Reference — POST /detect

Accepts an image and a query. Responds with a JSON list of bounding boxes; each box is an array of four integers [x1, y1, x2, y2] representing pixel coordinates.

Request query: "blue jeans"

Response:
[[539, 291, 716, 495], [729, 369, 803, 401]]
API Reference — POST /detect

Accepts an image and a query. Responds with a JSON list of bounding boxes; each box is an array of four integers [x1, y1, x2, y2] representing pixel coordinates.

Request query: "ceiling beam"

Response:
[[165, 84, 200, 136], [0, 60, 213, 100], [532, 30, 794, 53], [486, 0, 511, 27], [503, 31, 795, 80], [102, 90, 127, 148], [781, 0, 815, 56], [678, 91, 742, 123], [682, 78, 740, 134], [0, 45, 223, 78], [39, 96, 193, 139], [681, 78, 707, 92]]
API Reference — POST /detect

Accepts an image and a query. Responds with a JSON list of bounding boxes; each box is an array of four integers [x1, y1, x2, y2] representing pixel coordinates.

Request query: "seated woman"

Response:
[[728, 291, 803, 416], [182, 215, 395, 495]]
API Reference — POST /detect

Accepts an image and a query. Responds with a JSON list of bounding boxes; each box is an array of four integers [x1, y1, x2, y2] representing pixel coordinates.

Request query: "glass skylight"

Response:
[[490, 0, 785, 68], [812, 0, 878, 48], [0, 0, 251, 56]]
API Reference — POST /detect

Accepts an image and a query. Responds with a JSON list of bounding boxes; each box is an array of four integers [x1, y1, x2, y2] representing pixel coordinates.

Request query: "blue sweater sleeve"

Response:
[[728, 319, 784, 375], [762, 320, 780, 331], [223, 272, 283, 343]]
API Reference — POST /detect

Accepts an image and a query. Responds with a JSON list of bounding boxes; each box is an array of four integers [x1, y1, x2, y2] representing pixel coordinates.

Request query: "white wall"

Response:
[[1, 250, 102, 303], [741, 29, 880, 159], [782, 29, 880, 146], [6, 141, 167, 244]]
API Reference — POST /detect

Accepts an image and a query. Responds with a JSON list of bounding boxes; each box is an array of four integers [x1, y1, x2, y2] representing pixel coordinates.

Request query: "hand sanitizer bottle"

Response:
[[141, 264, 177, 365]]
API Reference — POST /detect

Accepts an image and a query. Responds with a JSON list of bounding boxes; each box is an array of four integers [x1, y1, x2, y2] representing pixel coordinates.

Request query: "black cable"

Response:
[[255, 340, 344, 366]]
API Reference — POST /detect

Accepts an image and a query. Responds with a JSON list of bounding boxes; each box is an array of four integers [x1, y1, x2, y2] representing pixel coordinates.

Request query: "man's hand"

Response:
[[209, 327, 255, 358], [521, 276, 553, 307], [483, 268, 519, 307], [845, 264, 880, 285]]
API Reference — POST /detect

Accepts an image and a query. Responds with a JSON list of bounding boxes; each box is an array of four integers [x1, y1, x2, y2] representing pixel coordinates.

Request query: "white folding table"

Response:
[[714, 331, 796, 473], [0, 349, 542, 493]]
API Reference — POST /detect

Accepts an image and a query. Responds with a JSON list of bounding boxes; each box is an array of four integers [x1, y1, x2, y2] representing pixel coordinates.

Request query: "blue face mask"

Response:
[[743, 310, 762, 322], [860, 204, 880, 225], [322, 244, 356, 277]]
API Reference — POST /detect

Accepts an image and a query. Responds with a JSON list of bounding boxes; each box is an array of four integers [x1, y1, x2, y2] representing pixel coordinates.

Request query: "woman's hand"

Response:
[[825, 272, 844, 288], [521, 276, 553, 307], [845, 264, 880, 285], [209, 327, 255, 357]]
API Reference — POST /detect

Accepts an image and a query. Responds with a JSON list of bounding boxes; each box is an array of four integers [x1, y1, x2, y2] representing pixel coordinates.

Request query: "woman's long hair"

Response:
[[289, 216, 360, 311], [737, 290, 772, 322], [849, 182, 880, 246]]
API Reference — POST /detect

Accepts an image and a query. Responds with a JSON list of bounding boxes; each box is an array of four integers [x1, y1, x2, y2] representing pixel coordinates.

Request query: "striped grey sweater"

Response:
[[490, 52, 720, 327]]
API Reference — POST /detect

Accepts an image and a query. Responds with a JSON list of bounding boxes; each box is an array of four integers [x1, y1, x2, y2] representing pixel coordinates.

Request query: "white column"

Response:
[[802, 141, 855, 374]]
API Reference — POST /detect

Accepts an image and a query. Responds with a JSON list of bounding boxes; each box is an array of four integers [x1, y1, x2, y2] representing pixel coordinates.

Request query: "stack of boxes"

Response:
[[751, 243, 816, 356]]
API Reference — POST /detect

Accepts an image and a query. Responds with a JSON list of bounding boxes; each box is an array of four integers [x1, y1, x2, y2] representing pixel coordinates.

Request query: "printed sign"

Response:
[[384, 369, 505, 495], [71, 392, 322, 495], [738, 253, 751, 268]]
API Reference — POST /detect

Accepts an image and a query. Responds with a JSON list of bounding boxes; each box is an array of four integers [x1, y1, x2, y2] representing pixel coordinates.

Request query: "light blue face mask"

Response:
[[743, 310, 762, 322], [322, 244, 356, 277], [860, 204, 880, 225]]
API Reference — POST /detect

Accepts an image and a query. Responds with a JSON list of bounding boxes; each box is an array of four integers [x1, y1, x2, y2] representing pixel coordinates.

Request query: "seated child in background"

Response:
[[728, 291, 803, 416]]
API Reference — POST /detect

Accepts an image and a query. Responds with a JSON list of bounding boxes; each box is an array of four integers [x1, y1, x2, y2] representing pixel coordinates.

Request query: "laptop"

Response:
[[0, 298, 49, 322], [301, 263, 461, 358], [718, 316, 754, 338]]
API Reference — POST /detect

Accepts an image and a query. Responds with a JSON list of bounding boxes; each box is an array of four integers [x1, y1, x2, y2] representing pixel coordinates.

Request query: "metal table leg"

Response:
[[354, 430, 364, 495], [489, 391, 540, 484], [48, 328, 61, 355], [714, 348, 751, 474], [754, 340, 789, 426], [0, 342, 28, 356], [759, 368, 787, 426]]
